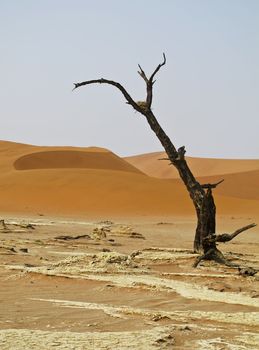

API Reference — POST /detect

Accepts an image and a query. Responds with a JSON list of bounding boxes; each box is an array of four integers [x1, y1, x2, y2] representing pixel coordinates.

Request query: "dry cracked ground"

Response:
[[0, 216, 258, 349]]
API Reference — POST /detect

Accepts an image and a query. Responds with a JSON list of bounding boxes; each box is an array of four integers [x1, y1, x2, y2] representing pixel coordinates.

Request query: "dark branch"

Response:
[[216, 223, 257, 243], [73, 78, 145, 115], [137, 64, 148, 83], [150, 53, 166, 82], [238, 266, 257, 276], [193, 248, 214, 268]]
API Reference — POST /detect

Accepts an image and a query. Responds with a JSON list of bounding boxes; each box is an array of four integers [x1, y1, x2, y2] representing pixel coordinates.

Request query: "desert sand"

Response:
[[0, 140, 258, 349]]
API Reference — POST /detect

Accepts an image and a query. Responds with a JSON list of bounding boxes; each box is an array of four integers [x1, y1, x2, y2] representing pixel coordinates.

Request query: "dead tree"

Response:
[[73, 54, 256, 266]]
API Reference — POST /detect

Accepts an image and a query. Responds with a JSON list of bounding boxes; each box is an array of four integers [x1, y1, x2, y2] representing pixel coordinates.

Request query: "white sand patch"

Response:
[[3, 251, 147, 275], [31, 298, 259, 327], [0, 327, 174, 350], [194, 333, 259, 350], [184, 310, 259, 327], [236, 333, 259, 347], [146, 247, 194, 252], [5, 218, 95, 227], [134, 250, 196, 261], [39, 252, 145, 274]]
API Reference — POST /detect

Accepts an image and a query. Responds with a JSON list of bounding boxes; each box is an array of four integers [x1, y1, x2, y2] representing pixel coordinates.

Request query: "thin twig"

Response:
[[201, 179, 225, 189]]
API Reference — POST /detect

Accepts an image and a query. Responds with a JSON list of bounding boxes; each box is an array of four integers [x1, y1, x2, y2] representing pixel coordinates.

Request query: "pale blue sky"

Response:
[[1, 0, 258, 158]]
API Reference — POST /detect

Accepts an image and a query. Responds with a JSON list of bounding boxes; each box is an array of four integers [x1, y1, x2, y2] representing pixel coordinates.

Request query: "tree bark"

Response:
[[73, 54, 257, 261]]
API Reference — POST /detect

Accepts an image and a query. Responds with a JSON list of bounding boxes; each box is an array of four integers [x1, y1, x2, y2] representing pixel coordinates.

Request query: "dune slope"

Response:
[[125, 151, 259, 179], [0, 141, 191, 216], [125, 151, 259, 213], [197, 169, 259, 201]]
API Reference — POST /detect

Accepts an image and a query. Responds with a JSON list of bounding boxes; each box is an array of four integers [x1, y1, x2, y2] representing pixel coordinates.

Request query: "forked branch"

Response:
[[74, 54, 166, 114], [73, 54, 182, 164], [138, 53, 166, 108]]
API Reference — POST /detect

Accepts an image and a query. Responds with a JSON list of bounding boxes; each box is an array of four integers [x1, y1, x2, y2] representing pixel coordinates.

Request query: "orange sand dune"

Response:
[[0, 141, 190, 216], [125, 151, 259, 179], [125, 150, 259, 215], [197, 169, 259, 200], [0, 141, 258, 218]]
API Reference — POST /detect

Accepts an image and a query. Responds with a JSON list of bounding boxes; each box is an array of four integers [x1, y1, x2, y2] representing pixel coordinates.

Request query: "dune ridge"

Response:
[[14, 150, 143, 174], [125, 151, 259, 178]]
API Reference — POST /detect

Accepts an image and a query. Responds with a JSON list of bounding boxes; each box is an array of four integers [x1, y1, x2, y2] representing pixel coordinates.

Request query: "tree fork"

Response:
[[73, 54, 257, 265]]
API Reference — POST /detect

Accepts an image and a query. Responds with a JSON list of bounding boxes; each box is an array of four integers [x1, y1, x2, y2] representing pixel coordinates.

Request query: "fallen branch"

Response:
[[55, 234, 90, 241]]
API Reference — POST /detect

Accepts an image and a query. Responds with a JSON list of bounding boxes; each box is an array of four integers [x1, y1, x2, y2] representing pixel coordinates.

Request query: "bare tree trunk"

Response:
[[73, 54, 257, 263], [194, 188, 216, 253], [142, 110, 208, 252]]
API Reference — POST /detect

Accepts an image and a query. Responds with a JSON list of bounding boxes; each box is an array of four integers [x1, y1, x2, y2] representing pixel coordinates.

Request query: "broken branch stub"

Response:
[[201, 179, 224, 189]]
